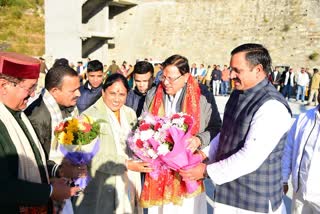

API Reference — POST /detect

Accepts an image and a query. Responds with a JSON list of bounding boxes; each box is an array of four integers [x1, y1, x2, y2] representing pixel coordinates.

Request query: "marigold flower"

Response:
[[63, 131, 74, 145], [66, 119, 78, 133], [55, 116, 101, 146], [58, 131, 74, 145]]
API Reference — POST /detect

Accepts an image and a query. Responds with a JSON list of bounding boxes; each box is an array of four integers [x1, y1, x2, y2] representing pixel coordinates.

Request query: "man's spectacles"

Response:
[[10, 81, 37, 94], [160, 75, 182, 83]]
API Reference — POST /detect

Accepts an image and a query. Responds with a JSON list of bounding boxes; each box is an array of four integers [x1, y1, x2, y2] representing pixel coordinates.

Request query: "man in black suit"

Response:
[[270, 67, 282, 91], [190, 63, 198, 78]]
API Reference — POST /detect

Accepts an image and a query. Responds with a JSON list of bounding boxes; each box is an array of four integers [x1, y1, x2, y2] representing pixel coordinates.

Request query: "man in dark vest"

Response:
[[270, 66, 282, 90], [180, 43, 292, 213], [0, 52, 79, 213]]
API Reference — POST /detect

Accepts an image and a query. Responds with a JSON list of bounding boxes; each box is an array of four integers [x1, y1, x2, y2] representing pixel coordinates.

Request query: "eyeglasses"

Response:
[[10, 81, 38, 94], [160, 75, 182, 83]]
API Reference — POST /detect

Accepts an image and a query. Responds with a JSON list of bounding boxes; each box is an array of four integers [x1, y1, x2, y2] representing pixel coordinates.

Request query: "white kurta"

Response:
[[148, 90, 207, 214], [204, 100, 291, 213]]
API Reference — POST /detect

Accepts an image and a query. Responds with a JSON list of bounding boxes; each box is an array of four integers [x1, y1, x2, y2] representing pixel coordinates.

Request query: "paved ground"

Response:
[[205, 95, 316, 214]]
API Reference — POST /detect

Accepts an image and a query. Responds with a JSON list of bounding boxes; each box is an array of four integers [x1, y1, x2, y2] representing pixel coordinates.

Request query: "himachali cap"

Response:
[[0, 52, 40, 79]]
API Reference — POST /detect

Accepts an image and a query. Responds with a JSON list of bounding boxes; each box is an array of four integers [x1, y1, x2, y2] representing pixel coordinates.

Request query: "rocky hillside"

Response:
[[0, 0, 44, 56]]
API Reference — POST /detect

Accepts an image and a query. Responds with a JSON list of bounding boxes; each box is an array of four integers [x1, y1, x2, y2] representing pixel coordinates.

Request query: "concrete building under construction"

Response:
[[45, 0, 137, 64], [45, 0, 320, 68]]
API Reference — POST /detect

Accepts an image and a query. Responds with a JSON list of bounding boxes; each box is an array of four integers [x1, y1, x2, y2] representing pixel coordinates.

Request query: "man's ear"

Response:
[[0, 79, 9, 89], [254, 64, 264, 78], [49, 87, 59, 99], [0, 79, 9, 95], [0, 79, 6, 88]]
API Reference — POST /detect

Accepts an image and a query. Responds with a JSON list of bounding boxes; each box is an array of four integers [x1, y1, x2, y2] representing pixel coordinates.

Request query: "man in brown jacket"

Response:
[[307, 68, 320, 106]]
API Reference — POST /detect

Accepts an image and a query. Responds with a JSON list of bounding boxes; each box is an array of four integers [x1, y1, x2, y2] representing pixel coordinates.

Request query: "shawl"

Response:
[[105, 103, 142, 214], [0, 103, 48, 183], [149, 75, 201, 135], [41, 88, 78, 163]]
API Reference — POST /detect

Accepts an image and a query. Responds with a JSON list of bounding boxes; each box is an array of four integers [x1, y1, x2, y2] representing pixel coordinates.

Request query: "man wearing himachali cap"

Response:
[[0, 52, 79, 213]]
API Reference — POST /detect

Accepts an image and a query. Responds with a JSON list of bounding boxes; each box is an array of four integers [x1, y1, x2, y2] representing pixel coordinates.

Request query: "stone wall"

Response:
[[107, 0, 320, 70]]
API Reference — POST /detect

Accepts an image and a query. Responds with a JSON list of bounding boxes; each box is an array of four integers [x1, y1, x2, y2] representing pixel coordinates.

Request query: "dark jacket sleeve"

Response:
[[0, 121, 51, 209], [125, 90, 136, 110], [142, 86, 158, 114], [218, 70, 222, 80], [197, 84, 222, 148], [25, 96, 58, 177]]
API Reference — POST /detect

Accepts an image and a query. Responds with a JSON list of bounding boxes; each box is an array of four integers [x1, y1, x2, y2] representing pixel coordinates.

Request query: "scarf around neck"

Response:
[[149, 75, 201, 135], [0, 103, 49, 183], [41, 88, 78, 162]]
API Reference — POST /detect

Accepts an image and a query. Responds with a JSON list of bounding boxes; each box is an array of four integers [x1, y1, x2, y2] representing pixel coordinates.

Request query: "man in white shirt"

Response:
[[282, 68, 295, 100], [198, 63, 206, 83], [282, 89, 320, 214], [190, 63, 198, 78], [180, 43, 292, 213], [295, 68, 310, 103]]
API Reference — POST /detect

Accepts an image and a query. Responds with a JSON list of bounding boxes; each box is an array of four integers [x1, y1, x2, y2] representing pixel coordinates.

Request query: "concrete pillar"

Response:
[[45, 0, 82, 65]]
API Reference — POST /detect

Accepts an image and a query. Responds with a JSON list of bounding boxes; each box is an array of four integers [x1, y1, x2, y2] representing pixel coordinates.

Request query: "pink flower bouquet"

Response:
[[127, 112, 202, 193]]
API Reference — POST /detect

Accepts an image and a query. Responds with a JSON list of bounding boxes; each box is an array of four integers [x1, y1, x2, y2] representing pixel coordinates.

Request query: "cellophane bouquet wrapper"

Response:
[[59, 138, 100, 189], [54, 115, 102, 189], [127, 113, 204, 207]]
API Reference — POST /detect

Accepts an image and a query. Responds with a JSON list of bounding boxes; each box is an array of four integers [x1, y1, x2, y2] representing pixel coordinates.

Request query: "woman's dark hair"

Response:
[[102, 73, 129, 93], [231, 43, 272, 74], [161, 54, 190, 75]]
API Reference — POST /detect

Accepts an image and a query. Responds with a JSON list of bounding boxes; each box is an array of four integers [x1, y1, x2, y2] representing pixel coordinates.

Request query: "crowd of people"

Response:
[[0, 42, 319, 214], [185, 60, 320, 107], [269, 66, 320, 106]]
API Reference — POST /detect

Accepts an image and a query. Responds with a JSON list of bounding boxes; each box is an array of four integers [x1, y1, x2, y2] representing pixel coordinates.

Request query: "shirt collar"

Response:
[[84, 82, 102, 91], [167, 87, 183, 102], [5, 105, 21, 118]]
